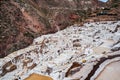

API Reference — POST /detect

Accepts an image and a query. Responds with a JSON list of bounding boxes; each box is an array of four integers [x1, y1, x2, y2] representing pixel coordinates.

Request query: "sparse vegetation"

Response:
[[111, 3, 119, 8], [24, 32, 34, 38]]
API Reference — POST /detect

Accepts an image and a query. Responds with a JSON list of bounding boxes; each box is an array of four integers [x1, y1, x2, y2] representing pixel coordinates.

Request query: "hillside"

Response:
[[0, 0, 107, 57], [0, 0, 120, 80]]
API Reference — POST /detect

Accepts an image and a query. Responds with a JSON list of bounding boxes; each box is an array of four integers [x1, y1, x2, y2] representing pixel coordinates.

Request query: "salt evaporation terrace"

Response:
[[0, 21, 120, 80]]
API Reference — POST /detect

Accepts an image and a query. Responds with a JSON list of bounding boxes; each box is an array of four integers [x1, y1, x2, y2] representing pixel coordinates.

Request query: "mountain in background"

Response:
[[0, 0, 119, 57]]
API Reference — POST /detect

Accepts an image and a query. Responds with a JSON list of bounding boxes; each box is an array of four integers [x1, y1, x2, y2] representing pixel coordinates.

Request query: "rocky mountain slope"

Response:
[[0, 21, 120, 80], [0, 0, 106, 57]]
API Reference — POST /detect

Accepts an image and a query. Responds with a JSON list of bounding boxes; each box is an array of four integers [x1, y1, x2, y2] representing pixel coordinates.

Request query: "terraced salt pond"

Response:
[[0, 21, 120, 80]]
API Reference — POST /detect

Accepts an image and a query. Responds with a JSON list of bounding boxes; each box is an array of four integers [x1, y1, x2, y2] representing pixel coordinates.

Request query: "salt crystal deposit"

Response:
[[0, 21, 120, 80]]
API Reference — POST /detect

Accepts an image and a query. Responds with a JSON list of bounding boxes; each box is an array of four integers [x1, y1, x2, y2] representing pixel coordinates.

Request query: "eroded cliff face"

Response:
[[0, 0, 106, 57]]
